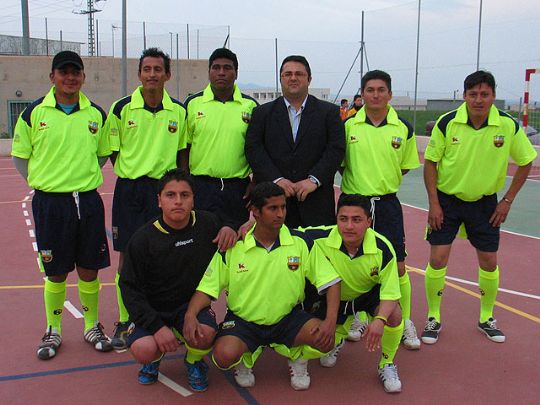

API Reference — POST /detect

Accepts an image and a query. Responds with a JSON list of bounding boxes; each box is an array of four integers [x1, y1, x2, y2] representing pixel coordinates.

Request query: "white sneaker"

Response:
[[234, 362, 255, 388], [402, 319, 421, 350], [347, 316, 368, 342], [319, 340, 344, 368], [378, 363, 402, 393], [288, 358, 310, 390]]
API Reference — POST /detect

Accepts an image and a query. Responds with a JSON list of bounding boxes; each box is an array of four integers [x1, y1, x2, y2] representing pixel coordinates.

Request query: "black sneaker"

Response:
[[84, 322, 113, 352], [37, 327, 62, 360], [111, 321, 130, 350], [478, 318, 506, 343], [421, 317, 442, 344]]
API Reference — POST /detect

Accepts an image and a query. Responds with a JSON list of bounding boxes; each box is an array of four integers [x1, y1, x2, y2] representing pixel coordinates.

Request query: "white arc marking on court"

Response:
[[22, 203, 26, 208], [29, 229, 35, 238], [32, 242, 38, 252], [64, 300, 83, 319], [411, 268, 540, 300], [158, 372, 193, 397], [23, 210, 29, 217], [25, 219, 31, 226]]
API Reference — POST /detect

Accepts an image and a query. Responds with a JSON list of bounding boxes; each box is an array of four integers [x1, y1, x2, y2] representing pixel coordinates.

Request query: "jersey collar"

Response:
[[455, 102, 501, 128], [325, 226, 378, 258], [130, 86, 175, 111], [353, 105, 399, 127], [202, 83, 242, 103], [45, 86, 91, 112], [244, 224, 294, 252], [153, 211, 196, 234]]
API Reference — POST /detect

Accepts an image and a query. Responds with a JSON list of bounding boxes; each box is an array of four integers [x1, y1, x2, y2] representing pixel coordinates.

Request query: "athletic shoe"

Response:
[[402, 319, 421, 350], [111, 321, 130, 351], [347, 316, 369, 342], [477, 318, 506, 343], [421, 317, 442, 345], [234, 362, 255, 387], [378, 363, 402, 393], [319, 340, 344, 368], [184, 357, 209, 392], [138, 360, 161, 385], [37, 327, 62, 360], [83, 322, 113, 352], [288, 358, 310, 390]]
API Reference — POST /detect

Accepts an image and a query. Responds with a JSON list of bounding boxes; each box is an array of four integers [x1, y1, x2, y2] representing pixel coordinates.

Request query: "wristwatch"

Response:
[[308, 175, 320, 187]]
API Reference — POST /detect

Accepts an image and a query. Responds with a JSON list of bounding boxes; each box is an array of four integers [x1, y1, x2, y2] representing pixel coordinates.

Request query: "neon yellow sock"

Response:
[[478, 266, 499, 323], [115, 273, 129, 323], [78, 278, 100, 331], [44, 278, 66, 334], [399, 271, 412, 321], [379, 320, 404, 368], [425, 264, 446, 321], [185, 343, 212, 364]]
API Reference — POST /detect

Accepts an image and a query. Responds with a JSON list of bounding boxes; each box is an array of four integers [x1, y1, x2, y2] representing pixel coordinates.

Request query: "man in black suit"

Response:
[[245, 55, 345, 228]]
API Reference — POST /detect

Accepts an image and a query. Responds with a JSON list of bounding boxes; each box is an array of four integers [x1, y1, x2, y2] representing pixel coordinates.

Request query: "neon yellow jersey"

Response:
[[107, 86, 187, 179], [425, 103, 537, 201], [11, 87, 110, 192], [184, 84, 258, 179], [197, 225, 340, 325], [341, 105, 420, 195], [304, 226, 400, 302]]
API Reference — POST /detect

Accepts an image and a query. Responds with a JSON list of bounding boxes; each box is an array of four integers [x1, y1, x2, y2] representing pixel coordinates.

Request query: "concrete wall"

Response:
[[0, 55, 209, 137]]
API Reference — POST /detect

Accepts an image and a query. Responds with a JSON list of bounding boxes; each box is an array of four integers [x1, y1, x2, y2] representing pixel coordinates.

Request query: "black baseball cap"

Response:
[[51, 51, 84, 70]]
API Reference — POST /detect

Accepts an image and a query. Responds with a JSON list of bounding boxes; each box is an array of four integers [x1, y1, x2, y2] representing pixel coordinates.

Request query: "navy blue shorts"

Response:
[[192, 175, 249, 229], [370, 194, 406, 262], [313, 285, 380, 325], [112, 176, 161, 252], [32, 189, 110, 276], [127, 304, 217, 347], [217, 306, 314, 353], [426, 190, 499, 252]]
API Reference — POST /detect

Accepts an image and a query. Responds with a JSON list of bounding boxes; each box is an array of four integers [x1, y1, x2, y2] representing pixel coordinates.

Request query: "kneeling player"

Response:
[[184, 182, 340, 390], [307, 194, 404, 393], [119, 169, 237, 391]]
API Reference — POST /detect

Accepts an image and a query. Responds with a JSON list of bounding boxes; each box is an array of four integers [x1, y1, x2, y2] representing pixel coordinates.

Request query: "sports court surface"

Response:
[[1, 156, 539, 404]]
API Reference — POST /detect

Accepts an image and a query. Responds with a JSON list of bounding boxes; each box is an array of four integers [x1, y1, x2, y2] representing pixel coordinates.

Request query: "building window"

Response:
[[253, 93, 259, 99], [7, 100, 32, 138]]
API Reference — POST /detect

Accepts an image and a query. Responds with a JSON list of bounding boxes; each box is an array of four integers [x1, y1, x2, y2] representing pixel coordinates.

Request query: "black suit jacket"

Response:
[[245, 95, 345, 227]]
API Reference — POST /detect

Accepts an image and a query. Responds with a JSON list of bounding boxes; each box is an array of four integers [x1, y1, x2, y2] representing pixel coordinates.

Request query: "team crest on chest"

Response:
[[369, 266, 379, 277], [241, 112, 251, 124], [493, 135, 505, 148], [391, 136, 402, 149], [287, 256, 301, 271], [88, 121, 98, 134], [168, 120, 178, 133]]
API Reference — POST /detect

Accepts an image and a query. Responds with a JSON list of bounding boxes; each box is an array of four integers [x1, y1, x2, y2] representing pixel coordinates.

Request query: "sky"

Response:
[[2, 0, 540, 103]]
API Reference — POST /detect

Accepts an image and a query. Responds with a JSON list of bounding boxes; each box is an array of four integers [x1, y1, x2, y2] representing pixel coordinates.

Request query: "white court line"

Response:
[[25, 219, 31, 226], [29, 229, 35, 238], [158, 372, 193, 397], [24, 195, 31, 200], [32, 242, 38, 251], [411, 267, 540, 300], [64, 300, 83, 319], [401, 203, 540, 240], [22, 202, 26, 208], [29, 190, 34, 195], [23, 210, 29, 217]]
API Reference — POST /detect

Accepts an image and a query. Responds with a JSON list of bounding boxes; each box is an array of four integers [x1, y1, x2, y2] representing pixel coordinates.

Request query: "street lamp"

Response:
[[112, 24, 120, 58]]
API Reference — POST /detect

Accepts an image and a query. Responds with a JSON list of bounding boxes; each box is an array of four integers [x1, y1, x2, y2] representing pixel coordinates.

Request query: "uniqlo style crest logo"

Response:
[[493, 135, 504, 148], [391, 136, 402, 149], [88, 121, 98, 134], [287, 256, 301, 271], [168, 120, 178, 133], [241, 112, 251, 124]]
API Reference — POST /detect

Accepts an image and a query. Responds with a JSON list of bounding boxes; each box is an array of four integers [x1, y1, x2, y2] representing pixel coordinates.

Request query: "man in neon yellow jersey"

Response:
[[12, 50, 112, 359], [422, 70, 537, 344]]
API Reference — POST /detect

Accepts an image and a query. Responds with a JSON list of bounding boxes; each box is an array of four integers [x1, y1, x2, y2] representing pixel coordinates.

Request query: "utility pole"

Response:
[[74, 0, 105, 56], [21, 0, 30, 55]]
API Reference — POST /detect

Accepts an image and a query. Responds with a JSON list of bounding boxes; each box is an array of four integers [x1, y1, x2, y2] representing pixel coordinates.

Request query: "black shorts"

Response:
[[313, 285, 381, 325], [112, 177, 161, 252], [217, 306, 314, 353], [127, 304, 217, 347], [370, 194, 406, 262], [192, 175, 249, 229], [32, 189, 110, 276], [426, 190, 499, 252]]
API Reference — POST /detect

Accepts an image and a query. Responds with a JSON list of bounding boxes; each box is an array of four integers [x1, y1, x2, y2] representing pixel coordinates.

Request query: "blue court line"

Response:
[[223, 369, 261, 405]]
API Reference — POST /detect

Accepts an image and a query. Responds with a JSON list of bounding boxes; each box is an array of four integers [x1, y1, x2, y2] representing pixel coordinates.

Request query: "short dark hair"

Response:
[[139, 47, 171, 74], [280, 55, 311, 78], [336, 194, 372, 218], [157, 169, 194, 195], [340, 99, 348, 105], [464, 70, 496, 93], [209, 48, 238, 71], [361, 70, 392, 93], [250, 182, 285, 210], [353, 94, 362, 101]]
